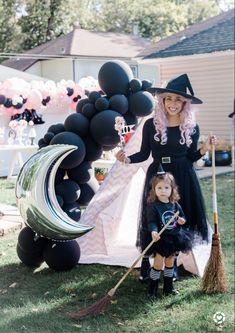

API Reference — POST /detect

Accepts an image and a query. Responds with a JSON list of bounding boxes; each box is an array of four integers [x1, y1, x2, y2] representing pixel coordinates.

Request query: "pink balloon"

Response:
[[25, 89, 42, 109]]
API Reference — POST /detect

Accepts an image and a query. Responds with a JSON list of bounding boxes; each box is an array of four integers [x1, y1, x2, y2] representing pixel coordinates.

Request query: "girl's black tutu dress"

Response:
[[146, 201, 192, 257], [127, 118, 208, 251]]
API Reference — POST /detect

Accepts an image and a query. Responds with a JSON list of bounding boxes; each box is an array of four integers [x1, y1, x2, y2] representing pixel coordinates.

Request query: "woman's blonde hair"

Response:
[[147, 172, 180, 203]]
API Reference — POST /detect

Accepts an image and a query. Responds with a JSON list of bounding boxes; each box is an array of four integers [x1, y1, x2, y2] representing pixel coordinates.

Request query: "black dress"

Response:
[[128, 118, 208, 251], [146, 201, 193, 257]]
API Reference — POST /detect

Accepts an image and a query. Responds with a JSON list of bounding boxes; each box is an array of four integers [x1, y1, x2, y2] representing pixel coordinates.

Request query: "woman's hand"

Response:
[[151, 231, 160, 242], [177, 217, 186, 225], [115, 149, 126, 162], [200, 134, 217, 155]]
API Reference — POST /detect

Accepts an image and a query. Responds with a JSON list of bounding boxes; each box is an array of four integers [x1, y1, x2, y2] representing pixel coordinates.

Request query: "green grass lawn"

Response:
[[0, 173, 234, 333]]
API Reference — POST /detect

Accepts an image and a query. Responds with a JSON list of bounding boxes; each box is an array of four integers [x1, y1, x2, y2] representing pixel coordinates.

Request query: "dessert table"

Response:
[[0, 144, 38, 179]]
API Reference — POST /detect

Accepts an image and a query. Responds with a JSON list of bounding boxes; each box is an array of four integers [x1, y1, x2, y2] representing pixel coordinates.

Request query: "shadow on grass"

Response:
[[0, 261, 152, 332]]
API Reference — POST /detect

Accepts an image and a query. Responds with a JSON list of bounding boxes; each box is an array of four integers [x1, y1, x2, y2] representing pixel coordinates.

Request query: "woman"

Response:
[[116, 73, 216, 281]]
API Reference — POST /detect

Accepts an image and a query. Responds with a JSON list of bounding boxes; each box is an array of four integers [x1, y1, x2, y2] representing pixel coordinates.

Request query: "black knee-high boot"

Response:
[[139, 256, 150, 282], [147, 267, 161, 300], [148, 278, 159, 300], [163, 277, 178, 295], [163, 266, 179, 295]]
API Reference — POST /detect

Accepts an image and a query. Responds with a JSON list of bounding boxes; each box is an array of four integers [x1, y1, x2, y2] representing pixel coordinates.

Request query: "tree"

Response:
[[0, 0, 232, 53], [0, 0, 24, 53]]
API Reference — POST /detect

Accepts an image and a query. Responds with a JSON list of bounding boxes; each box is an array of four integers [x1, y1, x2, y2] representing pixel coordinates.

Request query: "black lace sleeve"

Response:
[[128, 119, 151, 163]]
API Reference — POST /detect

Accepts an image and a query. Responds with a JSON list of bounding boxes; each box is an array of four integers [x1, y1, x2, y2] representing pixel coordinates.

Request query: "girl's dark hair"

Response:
[[147, 172, 180, 203]]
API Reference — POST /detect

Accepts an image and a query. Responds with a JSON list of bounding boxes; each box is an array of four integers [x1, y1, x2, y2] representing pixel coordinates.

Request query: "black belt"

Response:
[[156, 156, 186, 164]]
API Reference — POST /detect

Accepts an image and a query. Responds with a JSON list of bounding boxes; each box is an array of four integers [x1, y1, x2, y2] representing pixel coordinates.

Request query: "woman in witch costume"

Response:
[[146, 166, 192, 299], [116, 73, 216, 281]]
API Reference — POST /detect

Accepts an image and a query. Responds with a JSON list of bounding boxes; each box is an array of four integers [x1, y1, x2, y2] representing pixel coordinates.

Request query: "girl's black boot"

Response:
[[163, 276, 179, 295], [147, 278, 159, 301], [139, 256, 150, 283]]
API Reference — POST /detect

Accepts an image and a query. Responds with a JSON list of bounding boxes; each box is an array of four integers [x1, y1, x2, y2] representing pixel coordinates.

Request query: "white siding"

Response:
[[154, 52, 234, 141], [41, 59, 73, 81]]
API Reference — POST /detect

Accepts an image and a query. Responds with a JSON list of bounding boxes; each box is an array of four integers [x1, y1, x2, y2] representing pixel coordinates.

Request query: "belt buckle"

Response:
[[162, 157, 171, 164]]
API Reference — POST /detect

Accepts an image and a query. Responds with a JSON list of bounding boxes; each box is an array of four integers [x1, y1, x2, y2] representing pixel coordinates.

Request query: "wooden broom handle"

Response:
[[109, 211, 180, 296], [212, 143, 218, 234]]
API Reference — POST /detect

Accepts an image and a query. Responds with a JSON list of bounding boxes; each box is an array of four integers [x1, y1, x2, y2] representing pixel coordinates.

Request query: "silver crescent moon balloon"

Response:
[[15, 144, 94, 240]]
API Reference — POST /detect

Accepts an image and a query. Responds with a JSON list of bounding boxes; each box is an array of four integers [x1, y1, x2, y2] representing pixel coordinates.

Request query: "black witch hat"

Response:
[[157, 163, 165, 175], [147, 73, 203, 104]]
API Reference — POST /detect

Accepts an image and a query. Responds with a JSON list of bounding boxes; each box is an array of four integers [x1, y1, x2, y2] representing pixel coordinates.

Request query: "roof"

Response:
[[2, 27, 152, 71], [139, 9, 234, 59]]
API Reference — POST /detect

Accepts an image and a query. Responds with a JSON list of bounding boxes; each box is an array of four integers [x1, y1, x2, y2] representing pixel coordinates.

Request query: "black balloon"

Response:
[[38, 138, 47, 149], [109, 94, 128, 114], [90, 110, 122, 146], [123, 112, 138, 127], [129, 91, 155, 117], [77, 177, 99, 206], [95, 97, 109, 111], [18, 226, 48, 254], [88, 91, 102, 103], [47, 123, 65, 135], [82, 103, 97, 118], [0, 94, 7, 105], [141, 80, 152, 91], [129, 78, 142, 93], [62, 202, 81, 221], [83, 135, 103, 161], [67, 161, 92, 184], [43, 240, 81, 271], [16, 226, 48, 267], [76, 97, 89, 113], [56, 194, 64, 207], [55, 179, 81, 204], [54, 168, 65, 184], [17, 243, 44, 267], [44, 131, 55, 144], [98, 60, 133, 96], [14, 103, 23, 109], [50, 131, 86, 169], [64, 113, 89, 137]]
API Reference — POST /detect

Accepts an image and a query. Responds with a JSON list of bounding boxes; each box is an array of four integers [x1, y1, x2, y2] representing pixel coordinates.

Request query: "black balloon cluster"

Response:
[[17, 227, 81, 271], [17, 60, 154, 271]]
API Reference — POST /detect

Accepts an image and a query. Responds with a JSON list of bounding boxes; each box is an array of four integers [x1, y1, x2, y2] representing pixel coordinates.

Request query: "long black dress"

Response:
[[128, 118, 208, 251]]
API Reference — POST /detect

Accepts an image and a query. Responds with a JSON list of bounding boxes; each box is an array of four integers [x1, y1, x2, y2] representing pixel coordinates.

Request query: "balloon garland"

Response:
[[16, 60, 155, 271], [0, 77, 100, 124]]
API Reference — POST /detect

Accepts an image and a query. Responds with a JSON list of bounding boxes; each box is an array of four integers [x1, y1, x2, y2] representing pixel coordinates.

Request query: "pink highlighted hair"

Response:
[[153, 93, 196, 147]]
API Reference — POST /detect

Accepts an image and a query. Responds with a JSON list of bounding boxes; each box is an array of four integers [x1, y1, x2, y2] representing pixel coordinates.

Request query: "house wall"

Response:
[[41, 59, 74, 81], [25, 58, 159, 84], [144, 51, 234, 142], [26, 61, 42, 77]]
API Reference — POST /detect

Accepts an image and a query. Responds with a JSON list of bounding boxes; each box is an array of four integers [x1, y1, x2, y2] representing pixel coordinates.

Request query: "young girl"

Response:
[[146, 167, 192, 299]]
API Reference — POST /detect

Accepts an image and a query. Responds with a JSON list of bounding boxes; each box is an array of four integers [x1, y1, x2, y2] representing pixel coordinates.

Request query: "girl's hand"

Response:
[[152, 231, 160, 242], [115, 149, 126, 162], [200, 134, 217, 155], [177, 217, 186, 225]]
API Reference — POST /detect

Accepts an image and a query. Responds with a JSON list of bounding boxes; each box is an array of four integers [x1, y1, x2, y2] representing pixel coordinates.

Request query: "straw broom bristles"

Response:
[[201, 233, 227, 293], [67, 211, 179, 320], [201, 142, 228, 294]]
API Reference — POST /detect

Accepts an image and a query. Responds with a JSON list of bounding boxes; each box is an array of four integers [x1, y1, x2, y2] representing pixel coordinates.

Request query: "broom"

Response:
[[67, 211, 179, 320], [201, 142, 227, 293]]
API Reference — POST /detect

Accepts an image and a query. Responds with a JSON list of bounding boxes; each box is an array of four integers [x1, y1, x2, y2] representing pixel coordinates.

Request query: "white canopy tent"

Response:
[[0, 64, 46, 82]]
